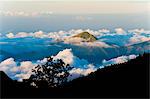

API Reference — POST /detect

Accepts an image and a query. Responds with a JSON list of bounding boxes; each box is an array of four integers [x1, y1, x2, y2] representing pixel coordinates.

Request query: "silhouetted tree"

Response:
[[27, 57, 73, 88]]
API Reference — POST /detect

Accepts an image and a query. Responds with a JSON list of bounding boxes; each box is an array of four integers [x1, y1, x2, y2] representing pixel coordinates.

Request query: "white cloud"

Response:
[[33, 30, 46, 38], [53, 49, 89, 68], [4, 29, 97, 40], [128, 34, 150, 45], [13, 61, 36, 81], [6, 32, 14, 38], [128, 55, 137, 59], [0, 11, 53, 17], [5, 31, 46, 38], [128, 28, 150, 35], [53, 49, 74, 65], [3, 29, 150, 47], [0, 11, 29, 17], [69, 64, 96, 81], [0, 58, 16, 71], [0, 49, 91, 81], [52, 49, 97, 80], [115, 28, 126, 35], [128, 28, 150, 34], [0, 58, 36, 81], [98, 29, 110, 33], [64, 37, 111, 48], [69, 53, 136, 80], [102, 54, 137, 66], [64, 37, 86, 44], [83, 41, 111, 48], [74, 16, 93, 21], [15, 32, 29, 38], [0, 49, 138, 82], [19, 61, 35, 72]]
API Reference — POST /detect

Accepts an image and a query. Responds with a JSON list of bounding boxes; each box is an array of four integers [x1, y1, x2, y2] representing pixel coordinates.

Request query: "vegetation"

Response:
[[73, 32, 97, 42], [25, 57, 73, 88], [1, 53, 149, 98]]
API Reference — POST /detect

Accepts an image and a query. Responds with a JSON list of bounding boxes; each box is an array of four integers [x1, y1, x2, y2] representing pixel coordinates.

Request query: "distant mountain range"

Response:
[[1, 53, 149, 98]]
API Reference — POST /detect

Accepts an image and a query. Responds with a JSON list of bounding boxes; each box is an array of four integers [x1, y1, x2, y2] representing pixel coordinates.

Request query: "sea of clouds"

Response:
[[1, 28, 149, 47], [0, 28, 149, 81], [0, 48, 137, 81]]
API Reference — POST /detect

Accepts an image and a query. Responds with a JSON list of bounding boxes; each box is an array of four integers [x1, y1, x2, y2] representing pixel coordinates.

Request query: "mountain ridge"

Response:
[[1, 53, 149, 98]]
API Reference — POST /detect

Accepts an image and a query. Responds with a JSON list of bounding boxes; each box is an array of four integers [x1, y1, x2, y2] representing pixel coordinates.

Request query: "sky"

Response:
[[0, 0, 149, 14], [0, 0, 149, 32]]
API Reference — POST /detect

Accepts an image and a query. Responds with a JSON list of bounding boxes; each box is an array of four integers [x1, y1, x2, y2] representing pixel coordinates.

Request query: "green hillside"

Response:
[[73, 32, 97, 42]]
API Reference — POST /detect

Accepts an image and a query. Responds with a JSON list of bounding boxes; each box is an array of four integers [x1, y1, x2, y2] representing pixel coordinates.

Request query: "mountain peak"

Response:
[[72, 32, 97, 42]]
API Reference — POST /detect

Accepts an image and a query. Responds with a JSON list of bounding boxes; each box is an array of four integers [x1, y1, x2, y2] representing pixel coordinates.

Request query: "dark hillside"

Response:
[[0, 53, 149, 98], [64, 53, 149, 98]]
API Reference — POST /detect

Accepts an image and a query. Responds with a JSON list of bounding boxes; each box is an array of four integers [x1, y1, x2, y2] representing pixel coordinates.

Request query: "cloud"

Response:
[[102, 54, 137, 66], [128, 55, 137, 59], [69, 64, 96, 81], [4, 29, 113, 47], [51, 49, 96, 80], [5, 30, 46, 38], [11, 62, 37, 81], [6, 32, 14, 38], [115, 28, 126, 35], [14, 61, 36, 81], [15, 32, 29, 38], [98, 29, 110, 33], [128, 29, 145, 33], [0, 11, 53, 17], [0, 58, 16, 72], [0, 58, 36, 81], [82, 41, 111, 48], [53, 49, 89, 68], [64, 37, 111, 48], [33, 31, 46, 38], [64, 37, 85, 44], [0, 49, 91, 81], [74, 16, 93, 21], [3, 28, 150, 47], [0, 47, 138, 82], [128, 34, 150, 45], [0, 11, 30, 17], [53, 49, 74, 65]]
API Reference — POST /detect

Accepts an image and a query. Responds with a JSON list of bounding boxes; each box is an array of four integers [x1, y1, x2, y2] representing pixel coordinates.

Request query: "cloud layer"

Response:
[[2, 28, 150, 47], [128, 34, 150, 45], [0, 48, 137, 81], [102, 54, 137, 66], [0, 49, 92, 81], [0, 11, 53, 17], [0, 28, 148, 81]]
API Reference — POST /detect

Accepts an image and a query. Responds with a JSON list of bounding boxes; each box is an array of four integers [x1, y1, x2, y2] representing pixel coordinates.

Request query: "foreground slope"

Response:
[[0, 53, 149, 98], [64, 53, 149, 98]]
